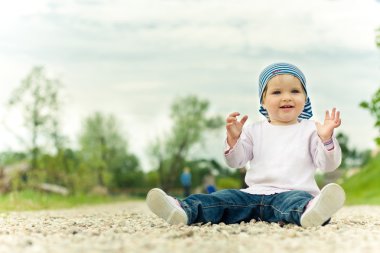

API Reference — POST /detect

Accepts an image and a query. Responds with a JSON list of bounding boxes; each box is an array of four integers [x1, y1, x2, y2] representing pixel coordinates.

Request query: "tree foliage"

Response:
[[360, 88, 380, 146], [336, 132, 371, 168], [78, 112, 140, 190], [7, 66, 64, 171], [35, 149, 81, 190], [359, 28, 380, 146], [149, 95, 224, 191]]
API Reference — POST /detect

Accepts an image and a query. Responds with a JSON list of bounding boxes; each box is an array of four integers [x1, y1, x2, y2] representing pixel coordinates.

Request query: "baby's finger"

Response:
[[325, 110, 330, 120], [226, 112, 240, 122], [335, 111, 340, 123], [331, 108, 336, 120], [226, 116, 238, 123], [240, 115, 248, 125], [228, 112, 240, 118], [335, 118, 342, 127]]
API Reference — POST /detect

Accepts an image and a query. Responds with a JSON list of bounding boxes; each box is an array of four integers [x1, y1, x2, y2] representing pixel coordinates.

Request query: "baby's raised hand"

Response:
[[226, 112, 248, 147], [316, 108, 341, 142]]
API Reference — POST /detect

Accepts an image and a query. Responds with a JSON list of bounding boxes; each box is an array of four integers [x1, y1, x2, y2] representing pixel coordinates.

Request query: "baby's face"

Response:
[[262, 74, 306, 125]]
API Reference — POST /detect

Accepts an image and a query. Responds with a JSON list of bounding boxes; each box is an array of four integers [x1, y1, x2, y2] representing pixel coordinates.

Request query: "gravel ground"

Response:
[[0, 201, 379, 253]]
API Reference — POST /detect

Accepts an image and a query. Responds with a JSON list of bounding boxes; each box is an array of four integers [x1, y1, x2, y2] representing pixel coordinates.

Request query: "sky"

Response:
[[0, 0, 380, 170]]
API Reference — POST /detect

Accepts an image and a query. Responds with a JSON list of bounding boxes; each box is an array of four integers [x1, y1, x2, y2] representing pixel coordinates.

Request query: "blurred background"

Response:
[[0, 0, 379, 209]]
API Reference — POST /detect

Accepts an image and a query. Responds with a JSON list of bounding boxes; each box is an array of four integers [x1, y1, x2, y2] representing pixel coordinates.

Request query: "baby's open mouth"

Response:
[[280, 105, 294, 108]]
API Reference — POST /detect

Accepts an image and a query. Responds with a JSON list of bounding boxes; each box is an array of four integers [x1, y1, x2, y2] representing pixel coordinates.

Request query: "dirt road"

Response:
[[0, 201, 379, 253]]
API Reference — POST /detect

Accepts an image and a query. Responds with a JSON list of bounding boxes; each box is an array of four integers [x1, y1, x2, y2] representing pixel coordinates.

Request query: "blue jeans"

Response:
[[179, 189, 313, 226]]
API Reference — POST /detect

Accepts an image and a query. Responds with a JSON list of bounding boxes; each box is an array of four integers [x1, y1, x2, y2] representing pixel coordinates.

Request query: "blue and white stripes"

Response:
[[258, 62, 313, 119]]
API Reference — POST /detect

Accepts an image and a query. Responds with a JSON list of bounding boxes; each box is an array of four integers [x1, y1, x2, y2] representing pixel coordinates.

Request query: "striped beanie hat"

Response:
[[258, 62, 313, 119]]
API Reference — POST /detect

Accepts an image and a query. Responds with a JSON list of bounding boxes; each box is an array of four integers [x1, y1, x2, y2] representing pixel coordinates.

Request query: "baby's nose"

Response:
[[282, 94, 292, 101]]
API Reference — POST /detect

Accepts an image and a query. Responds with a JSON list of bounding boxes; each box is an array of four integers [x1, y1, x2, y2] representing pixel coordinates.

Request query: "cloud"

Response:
[[0, 0, 379, 169], [4, 0, 379, 62]]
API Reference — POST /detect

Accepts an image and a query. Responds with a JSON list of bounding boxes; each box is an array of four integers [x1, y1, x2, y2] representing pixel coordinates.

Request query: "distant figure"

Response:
[[180, 167, 192, 197], [203, 172, 216, 194]]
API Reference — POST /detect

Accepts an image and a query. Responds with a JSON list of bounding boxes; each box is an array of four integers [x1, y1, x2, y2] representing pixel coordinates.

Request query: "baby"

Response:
[[146, 62, 345, 227]]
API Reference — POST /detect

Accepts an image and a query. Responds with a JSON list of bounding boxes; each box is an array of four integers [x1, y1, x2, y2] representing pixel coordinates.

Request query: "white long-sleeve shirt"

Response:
[[224, 120, 341, 196]]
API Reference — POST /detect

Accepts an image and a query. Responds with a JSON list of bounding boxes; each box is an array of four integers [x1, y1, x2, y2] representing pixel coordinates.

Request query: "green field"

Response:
[[0, 190, 133, 211], [0, 154, 379, 211], [342, 153, 380, 205]]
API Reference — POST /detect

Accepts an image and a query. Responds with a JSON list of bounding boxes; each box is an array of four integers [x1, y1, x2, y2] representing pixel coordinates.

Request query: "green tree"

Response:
[[336, 132, 371, 168], [359, 28, 380, 146], [148, 95, 224, 191], [360, 88, 380, 146], [7, 66, 64, 172], [0, 151, 27, 166], [336, 132, 350, 168], [36, 148, 82, 191], [78, 112, 140, 190]]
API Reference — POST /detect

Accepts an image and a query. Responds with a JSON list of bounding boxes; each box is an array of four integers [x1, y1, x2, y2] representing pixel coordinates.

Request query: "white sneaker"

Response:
[[300, 183, 345, 228], [146, 188, 188, 225]]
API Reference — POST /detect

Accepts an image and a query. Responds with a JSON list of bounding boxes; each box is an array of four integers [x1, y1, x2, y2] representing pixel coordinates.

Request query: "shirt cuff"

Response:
[[224, 138, 240, 155], [322, 138, 335, 151]]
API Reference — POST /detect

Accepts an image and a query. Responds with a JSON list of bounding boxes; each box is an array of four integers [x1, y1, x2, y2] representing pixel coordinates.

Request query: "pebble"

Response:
[[0, 203, 379, 253]]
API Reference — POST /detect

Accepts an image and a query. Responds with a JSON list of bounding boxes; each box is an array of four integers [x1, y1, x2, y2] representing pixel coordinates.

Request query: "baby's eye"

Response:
[[291, 89, 301, 93], [272, 91, 281, 95]]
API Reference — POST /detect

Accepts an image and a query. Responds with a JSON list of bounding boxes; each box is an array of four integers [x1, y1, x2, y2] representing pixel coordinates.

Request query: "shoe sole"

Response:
[[146, 188, 188, 225], [301, 183, 345, 227]]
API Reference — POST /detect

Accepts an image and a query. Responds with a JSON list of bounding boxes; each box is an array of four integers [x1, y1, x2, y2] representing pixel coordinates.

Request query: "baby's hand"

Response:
[[226, 112, 248, 147], [316, 108, 341, 142]]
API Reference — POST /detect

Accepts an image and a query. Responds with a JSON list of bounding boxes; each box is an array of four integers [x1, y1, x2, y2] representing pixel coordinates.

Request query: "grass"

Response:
[[342, 153, 380, 205], [0, 190, 138, 212], [1, 153, 379, 211]]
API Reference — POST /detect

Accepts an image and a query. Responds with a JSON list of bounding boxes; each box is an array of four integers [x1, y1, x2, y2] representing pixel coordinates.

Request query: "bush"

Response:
[[145, 170, 160, 188], [342, 153, 380, 205], [216, 177, 240, 190]]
